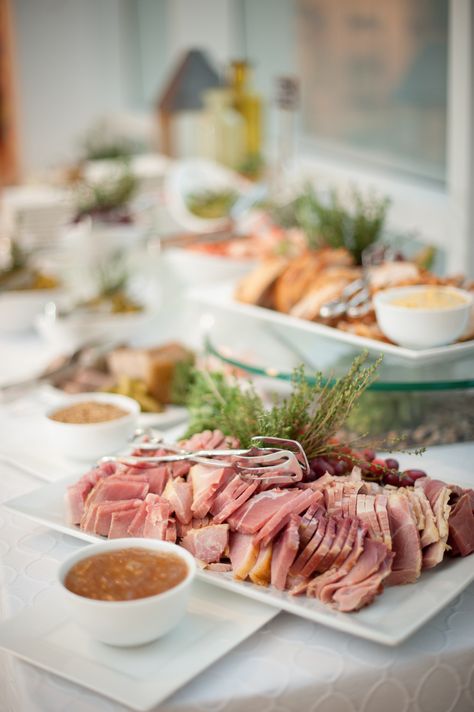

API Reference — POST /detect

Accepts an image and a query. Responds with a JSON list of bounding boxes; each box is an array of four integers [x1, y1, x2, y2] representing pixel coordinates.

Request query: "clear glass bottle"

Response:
[[270, 76, 299, 199], [199, 88, 245, 169], [230, 61, 263, 160]]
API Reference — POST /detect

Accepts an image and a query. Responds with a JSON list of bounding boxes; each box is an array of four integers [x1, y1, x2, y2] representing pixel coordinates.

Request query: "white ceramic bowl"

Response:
[[0, 288, 63, 333], [58, 538, 196, 646], [373, 286, 473, 349], [35, 307, 153, 350], [165, 158, 250, 234], [163, 247, 255, 287], [44, 392, 140, 460]]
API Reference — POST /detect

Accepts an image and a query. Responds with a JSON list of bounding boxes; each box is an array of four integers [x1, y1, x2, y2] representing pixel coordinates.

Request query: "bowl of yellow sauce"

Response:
[[373, 286, 473, 349]]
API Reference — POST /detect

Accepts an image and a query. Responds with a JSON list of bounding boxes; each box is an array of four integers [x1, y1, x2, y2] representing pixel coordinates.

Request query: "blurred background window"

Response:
[[240, 0, 448, 185]]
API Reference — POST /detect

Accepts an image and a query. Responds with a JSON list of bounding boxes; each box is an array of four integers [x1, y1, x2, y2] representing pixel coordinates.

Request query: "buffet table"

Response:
[[1, 335, 474, 712]]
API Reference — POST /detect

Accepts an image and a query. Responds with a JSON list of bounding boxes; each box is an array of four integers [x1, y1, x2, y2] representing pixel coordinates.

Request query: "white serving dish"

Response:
[[44, 392, 140, 460], [163, 247, 255, 287], [5, 456, 474, 646], [0, 288, 63, 333], [191, 282, 474, 364], [0, 580, 277, 711], [58, 538, 196, 646], [35, 306, 153, 350], [373, 286, 473, 349]]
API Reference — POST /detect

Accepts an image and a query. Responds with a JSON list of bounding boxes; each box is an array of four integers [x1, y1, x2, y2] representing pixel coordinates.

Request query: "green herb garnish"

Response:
[[184, 352, 381, 459], [271, 184, 390, 264]]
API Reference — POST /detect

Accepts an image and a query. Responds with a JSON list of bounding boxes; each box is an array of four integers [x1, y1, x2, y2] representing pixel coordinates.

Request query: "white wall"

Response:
[[12, 0, 143, 171], [11, 0, 237, 172]]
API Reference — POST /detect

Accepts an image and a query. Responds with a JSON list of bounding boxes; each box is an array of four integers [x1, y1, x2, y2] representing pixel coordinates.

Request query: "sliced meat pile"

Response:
[[65, 432, 474, 614]]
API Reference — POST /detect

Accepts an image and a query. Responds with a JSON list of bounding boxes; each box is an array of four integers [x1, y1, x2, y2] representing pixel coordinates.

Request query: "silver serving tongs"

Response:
[[100, 435, 308, 485]]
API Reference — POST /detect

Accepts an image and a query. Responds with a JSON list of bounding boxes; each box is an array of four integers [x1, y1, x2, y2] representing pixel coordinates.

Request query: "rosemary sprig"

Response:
[[184, 352, 382, 458]]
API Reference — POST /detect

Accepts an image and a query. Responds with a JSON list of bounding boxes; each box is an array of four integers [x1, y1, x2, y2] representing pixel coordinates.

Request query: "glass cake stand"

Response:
[[202, 312, 474, 448]]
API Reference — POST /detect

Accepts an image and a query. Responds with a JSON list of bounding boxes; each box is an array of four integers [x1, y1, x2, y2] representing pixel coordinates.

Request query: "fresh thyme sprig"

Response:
[[184, 352, 382, 458]]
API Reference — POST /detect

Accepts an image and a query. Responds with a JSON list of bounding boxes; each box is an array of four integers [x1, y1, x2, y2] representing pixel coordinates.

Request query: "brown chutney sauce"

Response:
[[64, 547, 188, 601]]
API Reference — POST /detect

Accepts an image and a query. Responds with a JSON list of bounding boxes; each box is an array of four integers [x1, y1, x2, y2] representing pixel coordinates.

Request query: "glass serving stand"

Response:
[[202, 312, 474, 448]]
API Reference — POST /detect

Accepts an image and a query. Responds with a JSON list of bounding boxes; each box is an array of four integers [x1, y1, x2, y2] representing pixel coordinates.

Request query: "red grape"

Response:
[[385, 458, 399, 470], [383, 471, 401, 486], [333, 460, 348, 476], [402, 469, 427, 482], [362, 449, 376, 462]]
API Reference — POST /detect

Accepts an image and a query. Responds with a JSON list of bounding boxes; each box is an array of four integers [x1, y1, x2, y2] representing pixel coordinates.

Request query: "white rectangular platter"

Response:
[[0, 582, 277, 711], [4, 460, 474, 646], [191, 282, 474, 364]]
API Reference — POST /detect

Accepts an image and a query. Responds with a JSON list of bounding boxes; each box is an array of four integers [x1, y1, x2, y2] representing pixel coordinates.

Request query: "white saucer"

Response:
[[0, 581, 277, 711]]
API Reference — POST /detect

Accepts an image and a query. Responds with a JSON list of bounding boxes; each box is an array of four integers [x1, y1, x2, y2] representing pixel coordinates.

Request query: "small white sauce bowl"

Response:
[[373, 286, 473, 349], [0, 288, 63, 333], [58, 539, 196, 647], [44, 392, 140, 460]]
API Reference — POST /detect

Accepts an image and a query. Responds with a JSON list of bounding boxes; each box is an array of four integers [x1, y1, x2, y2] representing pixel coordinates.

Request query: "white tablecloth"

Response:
[[1, 336, 474, 712]]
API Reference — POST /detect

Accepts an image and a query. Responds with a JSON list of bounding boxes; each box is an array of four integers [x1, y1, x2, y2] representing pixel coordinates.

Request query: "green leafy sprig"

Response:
[[185, 352, 381, 459]]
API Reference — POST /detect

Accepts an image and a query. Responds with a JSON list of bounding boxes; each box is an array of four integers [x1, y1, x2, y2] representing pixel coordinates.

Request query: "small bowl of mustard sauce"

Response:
[[374, 285, 473, 349], [58, 539, 196, 646], [45, 392, 139, 460]]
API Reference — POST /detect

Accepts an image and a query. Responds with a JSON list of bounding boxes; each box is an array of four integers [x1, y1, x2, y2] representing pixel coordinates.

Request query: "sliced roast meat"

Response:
[[300, 516, 337, 577], [182, 524, 229, 564], [108, 504, 142, 538], [448, 493, 474, 557], [255, 489, 318, 547], [190, 465, 233, 518], [143, 496, 171, 539], [374, 495, 392, 550], [211, 476, 259, 524], [229, 531, 260, 579], [331, 548, 393, 612], [290, 508, 327, 576], [386, 493, 422, 585], [413, 487, 439, 548], [249, 543, 273, 586], [271, 515, 300, 590], [85, 478, 149, 508], [319, 516, 352, 571], [310, 526, 367, 603], [227, 489, 303, 534], [163, 477, 193, 523]]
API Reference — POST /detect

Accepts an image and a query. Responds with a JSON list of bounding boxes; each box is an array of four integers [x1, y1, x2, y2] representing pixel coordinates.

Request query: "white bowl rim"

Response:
[[0, 287, 63, 300], [373, 285, 473, 313], [45, 392, 140, 428], [58, 538, 196, 607]]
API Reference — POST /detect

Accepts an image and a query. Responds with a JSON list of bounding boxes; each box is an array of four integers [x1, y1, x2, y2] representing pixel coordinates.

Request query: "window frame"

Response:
[[169, 0, 474, 275]]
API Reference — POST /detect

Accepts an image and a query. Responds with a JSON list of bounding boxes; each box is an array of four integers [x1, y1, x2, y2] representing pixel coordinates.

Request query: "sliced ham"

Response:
[[332, 517, 359, 568], [84, 499, 143, 536], [319, 516, 352, 571], [211, 476, 259, 524], [356, 495, 383, 542], [190, 465, 233, 518], [448, 493, 474, 557], [163, 477, 193, 523], [249, 543, 273, 586], [229, 532, 259, 579], [332, 548, 393, 612], [374, 495, 392, 550], [414, 487, 439, 548], [127, 493, 164, 537], [271, 515, 300, 590], [310, 526, 367, 603], [290, 508, 327, 576], [166, 518, 177, 543], [108, 505, 142, 538], [65, 480, 93, 525], [85, 478, 149, 508], [126, 465, 170, 495], [386, 493, 422, 585], [143, 496, 171, 539], [181, 524, 229, 563], [227, 489, 302, 534], [300, 516, 337, 577], [255, 489, 318, 547], [319, 539, 391, 609]]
